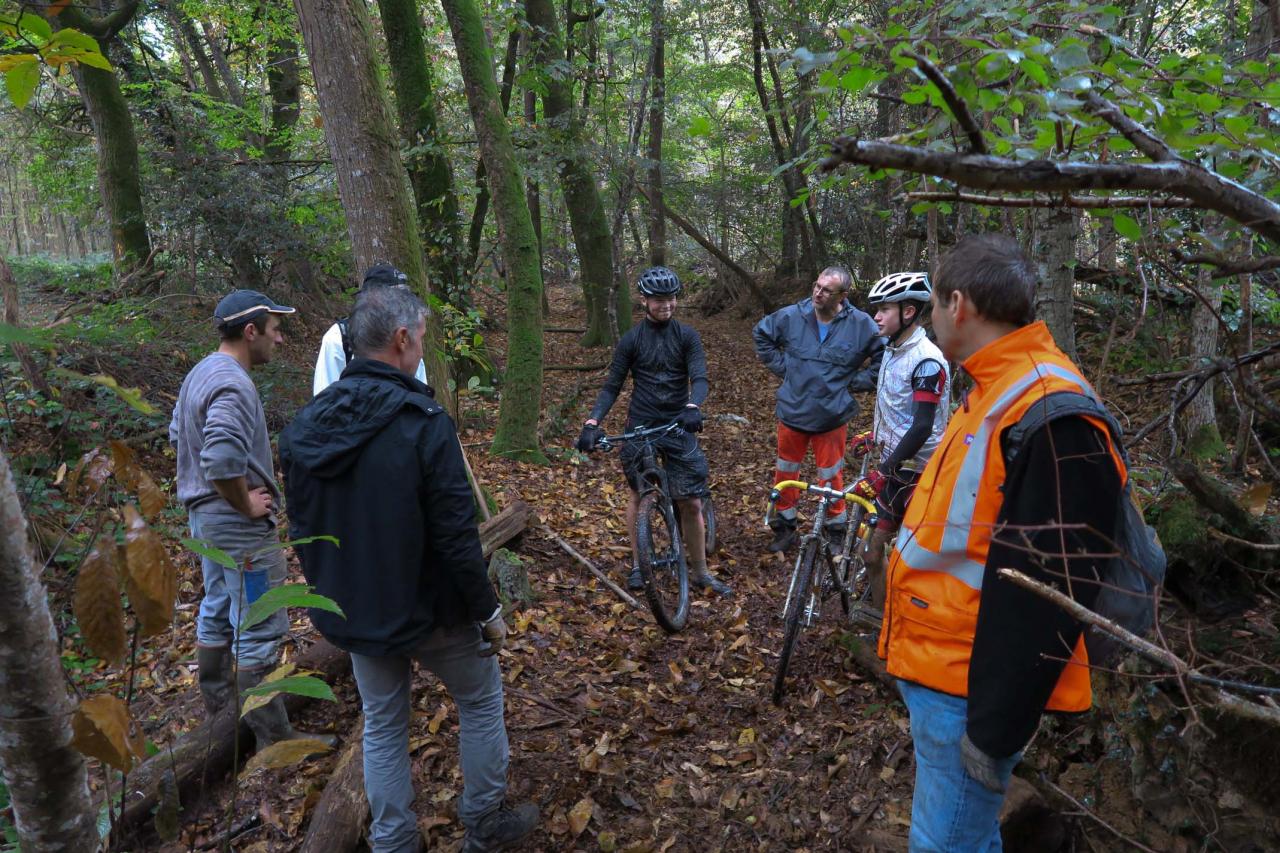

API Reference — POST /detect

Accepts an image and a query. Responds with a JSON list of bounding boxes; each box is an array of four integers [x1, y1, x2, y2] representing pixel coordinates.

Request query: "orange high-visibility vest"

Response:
[[878, 322, 1125, 712]]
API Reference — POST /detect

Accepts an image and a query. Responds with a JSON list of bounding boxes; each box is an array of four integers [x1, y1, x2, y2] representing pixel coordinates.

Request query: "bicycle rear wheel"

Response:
[[773, 537, 820, 705], [636, 491, 690, 633], [832, 504, 869, 616], [703, 495, 718, 555]]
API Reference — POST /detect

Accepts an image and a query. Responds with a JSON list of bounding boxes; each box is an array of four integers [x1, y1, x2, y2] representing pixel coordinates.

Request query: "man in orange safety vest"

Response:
[[880, 234, 1125, 851]]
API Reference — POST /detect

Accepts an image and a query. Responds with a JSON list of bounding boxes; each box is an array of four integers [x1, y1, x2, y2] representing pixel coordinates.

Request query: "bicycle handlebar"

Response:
[[769, 479, 877, 516], [594, 421, 682, 452]]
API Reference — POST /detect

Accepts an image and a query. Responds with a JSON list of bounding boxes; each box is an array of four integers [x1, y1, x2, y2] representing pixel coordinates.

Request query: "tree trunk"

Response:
[[523, 87, 549, 316], [1185, 261, 1224, 452], [69, 62, 152, 275], [644, 0, 666, 267], [0, 451, 98, 851], [465, 29, 520, 274], [438, 0, 546, 461], [299, 719, 367, 852], [378, 0, 468, 305], [1032, 207, 1078, 361], [294, 0, 453, 411], [525, 0, 617, 347]]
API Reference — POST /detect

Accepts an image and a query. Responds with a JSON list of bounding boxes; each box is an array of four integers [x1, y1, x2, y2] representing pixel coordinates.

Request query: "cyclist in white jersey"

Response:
[[850, 272, 951, 609]]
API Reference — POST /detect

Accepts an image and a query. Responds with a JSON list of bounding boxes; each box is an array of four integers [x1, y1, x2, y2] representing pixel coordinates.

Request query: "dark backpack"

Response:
[[1002, 391, 1167, 666], [337, 316, 354, 364]]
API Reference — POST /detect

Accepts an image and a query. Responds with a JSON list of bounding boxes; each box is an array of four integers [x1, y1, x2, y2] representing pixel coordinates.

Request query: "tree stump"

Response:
[[488, 548, 534, 610]]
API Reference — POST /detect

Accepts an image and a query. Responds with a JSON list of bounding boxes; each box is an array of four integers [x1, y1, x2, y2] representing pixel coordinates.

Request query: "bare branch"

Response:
[[821, 137, 1280, 244], [900, 190, 1196, 209], [1175, 252, 1280, 277], [905, 51, 987, 155], [1114, 341, 1280, 386], [1081, 90, 1176, 162], [1207, 528, 1280, 551]]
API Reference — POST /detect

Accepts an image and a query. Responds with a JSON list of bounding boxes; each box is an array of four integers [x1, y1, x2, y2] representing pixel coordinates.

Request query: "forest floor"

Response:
[[10, 268, 1279, 852]]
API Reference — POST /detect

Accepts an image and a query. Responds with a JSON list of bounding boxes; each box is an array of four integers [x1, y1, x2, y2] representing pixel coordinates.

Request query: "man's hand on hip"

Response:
[[246, 486, 274, 518], [479, 614, 508, 657]]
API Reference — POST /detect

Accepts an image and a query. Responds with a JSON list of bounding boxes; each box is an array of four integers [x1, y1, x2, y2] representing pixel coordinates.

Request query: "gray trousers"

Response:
[[350, 623, 509, 853], [188, 510, 286, 669]]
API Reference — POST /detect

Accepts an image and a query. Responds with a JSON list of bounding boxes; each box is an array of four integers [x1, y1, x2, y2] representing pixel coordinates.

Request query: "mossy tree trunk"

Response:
[[378, 0, 467, 305], [644, 0, 666, 267], [439, 0, 546, 461], [524, 0, 617, 347], [1185, 261, 1224, 455], [294, 0, 453, 414], [1032, 206, 1079, 362], [58, 1, 152, 279]]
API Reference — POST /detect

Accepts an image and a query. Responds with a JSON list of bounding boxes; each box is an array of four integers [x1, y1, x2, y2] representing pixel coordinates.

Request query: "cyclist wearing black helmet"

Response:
[[848, 271, 950, 609], [576, 266, 731, 596]]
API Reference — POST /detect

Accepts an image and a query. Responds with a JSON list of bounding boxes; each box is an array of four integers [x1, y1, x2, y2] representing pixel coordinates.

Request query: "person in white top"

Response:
[[313, 263, 428, 395], [849, 271, 951, 609]]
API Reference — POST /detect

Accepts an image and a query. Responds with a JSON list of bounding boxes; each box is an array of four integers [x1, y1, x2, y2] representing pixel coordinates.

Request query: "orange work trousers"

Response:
[[773, 422, 847, 520]]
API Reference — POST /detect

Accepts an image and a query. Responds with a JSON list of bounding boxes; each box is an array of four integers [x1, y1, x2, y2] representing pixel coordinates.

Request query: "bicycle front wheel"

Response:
[[636, 491, 690, 633], [773, 537, 820, 705]]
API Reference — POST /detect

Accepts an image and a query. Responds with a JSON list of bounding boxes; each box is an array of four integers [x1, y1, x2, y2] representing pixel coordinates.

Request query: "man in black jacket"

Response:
[[280, 286, 536, 853]]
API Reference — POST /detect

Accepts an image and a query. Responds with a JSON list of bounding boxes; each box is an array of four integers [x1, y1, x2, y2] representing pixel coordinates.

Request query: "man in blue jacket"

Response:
[[280, 286, 536, 853], [753, 266, 883, 552]]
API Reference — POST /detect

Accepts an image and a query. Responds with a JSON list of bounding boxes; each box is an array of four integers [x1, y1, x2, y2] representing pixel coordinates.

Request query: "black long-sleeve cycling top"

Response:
[[588, 318, 709, 427]]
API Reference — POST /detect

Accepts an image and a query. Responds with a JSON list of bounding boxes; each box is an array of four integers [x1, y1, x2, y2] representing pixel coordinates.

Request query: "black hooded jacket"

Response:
[[279, 358, 499, 657]]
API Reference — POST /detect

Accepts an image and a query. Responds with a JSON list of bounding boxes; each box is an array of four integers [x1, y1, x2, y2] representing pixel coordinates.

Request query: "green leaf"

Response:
[[182, 539, 238, 570], [15, 12, 52, 41], [241, 675, 336, 705], [1196, 93, 1222, 113], [238, 583, 345, 631], [687, 115, 713, 137], [1050, 42, 1090, 72], [1112, 213, 1142, 241], [51, 369, 156, 414], [1020, 57, 1049, 87], [4, 59, 39, 109], [901, 87, 929, 105], [839, 65, 875, 95]]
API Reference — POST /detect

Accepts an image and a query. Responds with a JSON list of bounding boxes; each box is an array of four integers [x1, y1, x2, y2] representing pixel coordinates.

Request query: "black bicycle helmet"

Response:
[[636, 266, 682, 297]]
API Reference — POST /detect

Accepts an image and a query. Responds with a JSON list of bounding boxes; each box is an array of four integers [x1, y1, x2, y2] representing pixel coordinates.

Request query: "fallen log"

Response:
[[118, 638, 350, 839], [480, 499, 529, 557], [299, 717, 367, 853]]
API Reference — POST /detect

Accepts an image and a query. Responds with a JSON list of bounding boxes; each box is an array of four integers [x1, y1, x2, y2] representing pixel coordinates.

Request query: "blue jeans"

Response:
[[188, 510, 287, 669], [350, 624, 509, 853], [898, 680, 1020, 853]]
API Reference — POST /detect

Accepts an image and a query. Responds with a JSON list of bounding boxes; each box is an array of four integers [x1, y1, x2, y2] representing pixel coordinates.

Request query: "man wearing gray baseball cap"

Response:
[[170, 289, 333, 750]]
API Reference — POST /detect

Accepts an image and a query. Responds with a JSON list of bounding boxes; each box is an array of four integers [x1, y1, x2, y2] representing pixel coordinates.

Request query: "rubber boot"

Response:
[[196, 645, 233, 718], [236, 665, 338, 751], [863, 527, 892, 611], [767, 517, 797, 553], [690, 562, 732, 597]]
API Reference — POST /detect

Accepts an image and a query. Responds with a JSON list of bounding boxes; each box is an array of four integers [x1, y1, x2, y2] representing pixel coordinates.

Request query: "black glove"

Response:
[[677, 406, 703, 434], [576, 423, 601, 452], [960, 733, 1007, 793]]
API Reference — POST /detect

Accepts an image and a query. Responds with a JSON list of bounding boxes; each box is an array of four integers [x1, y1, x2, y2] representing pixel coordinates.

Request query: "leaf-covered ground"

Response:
[[18, 273, 1275, 851]]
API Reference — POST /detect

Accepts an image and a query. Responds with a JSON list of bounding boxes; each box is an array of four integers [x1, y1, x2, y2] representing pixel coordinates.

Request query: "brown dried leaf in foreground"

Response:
[[72, 536, 127, 663]]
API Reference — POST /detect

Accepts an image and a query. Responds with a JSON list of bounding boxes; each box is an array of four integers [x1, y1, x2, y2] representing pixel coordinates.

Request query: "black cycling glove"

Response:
[[677, 406, 703, 434], [575, 423, 601, 452]]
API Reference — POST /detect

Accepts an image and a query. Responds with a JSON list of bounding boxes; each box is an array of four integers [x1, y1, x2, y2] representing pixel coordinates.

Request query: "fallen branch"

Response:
[[636, 186, 775, 313], [1115, 341, 1280, 386], [997, 569, 1280, 724], [119, 638, 350, 838], [905, 51, 986, 154], [299, 717, 366, 853], [1040, 775, 1160, 853], [899, 191, 1195, 209], [536, 525, 641, 609], [1207, 528, 1280, 551]]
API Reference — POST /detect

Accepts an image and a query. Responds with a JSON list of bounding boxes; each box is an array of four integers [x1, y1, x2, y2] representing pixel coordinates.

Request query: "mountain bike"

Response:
[[767, 475, 877, 704], [596, 422, 713, 633]]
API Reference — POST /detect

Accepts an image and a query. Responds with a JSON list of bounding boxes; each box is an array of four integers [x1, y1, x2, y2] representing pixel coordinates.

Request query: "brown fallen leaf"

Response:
[[567, 796, 594, 837]]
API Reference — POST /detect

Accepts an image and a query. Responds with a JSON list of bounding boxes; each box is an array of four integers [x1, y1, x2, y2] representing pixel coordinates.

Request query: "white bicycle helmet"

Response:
[[868, 272, 931, 305]]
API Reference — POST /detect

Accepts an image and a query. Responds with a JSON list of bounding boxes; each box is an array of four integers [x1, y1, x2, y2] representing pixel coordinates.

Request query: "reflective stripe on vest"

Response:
[[895, 362, 1097, 590]]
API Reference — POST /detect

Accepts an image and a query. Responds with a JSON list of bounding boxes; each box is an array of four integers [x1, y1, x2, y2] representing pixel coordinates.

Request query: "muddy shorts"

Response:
[[620, 428, 710, 500], [875, 469, 922, 529]]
